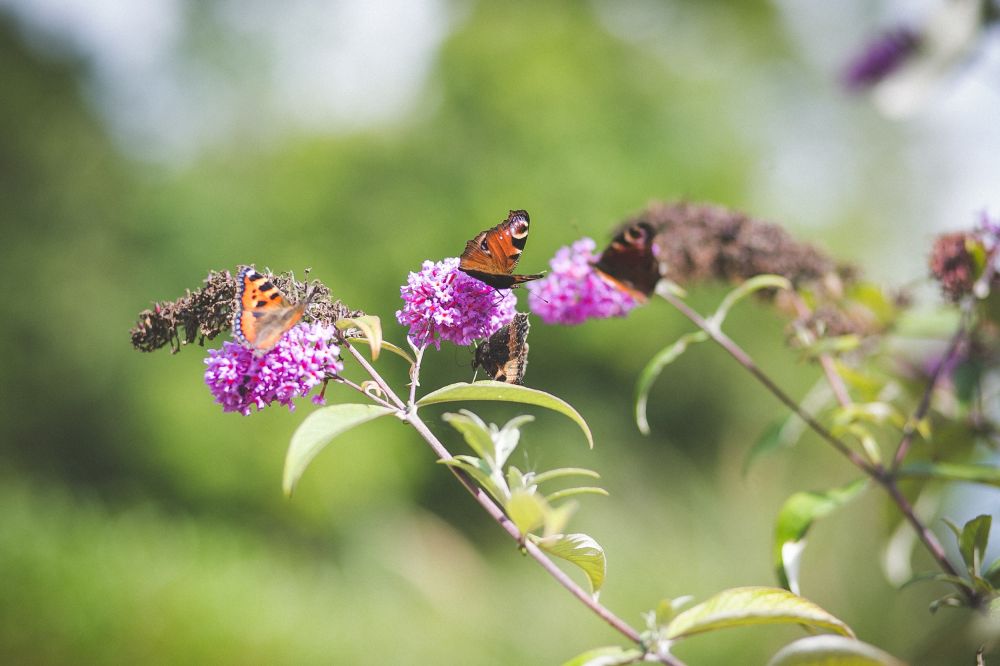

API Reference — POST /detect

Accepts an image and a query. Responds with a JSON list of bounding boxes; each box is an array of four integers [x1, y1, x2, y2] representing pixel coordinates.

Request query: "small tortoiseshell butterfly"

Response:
[[459, 209, 545, 290], [232, 267, 311, 352], [593, 221, 660, 302], [472, 313, 530, 385]]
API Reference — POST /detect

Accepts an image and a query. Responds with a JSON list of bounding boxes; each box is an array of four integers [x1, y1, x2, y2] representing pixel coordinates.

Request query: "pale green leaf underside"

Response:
[[417, 381, 593, 448], [561, 646, 643, 666], [536, 533, 606, 593], [773, 479, 868, 590], [767, 635, 905, 666], [665, 586, 855, 640], [283, 403, 395, 496], [337, 315, 384, 361]]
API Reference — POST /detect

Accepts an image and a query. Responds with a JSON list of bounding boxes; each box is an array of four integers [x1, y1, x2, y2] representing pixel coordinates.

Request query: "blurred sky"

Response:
[[1, 0, 997, 260]]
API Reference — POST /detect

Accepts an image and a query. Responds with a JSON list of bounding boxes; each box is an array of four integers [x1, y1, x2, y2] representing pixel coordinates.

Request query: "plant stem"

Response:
[[874, 472, 966, 584], [658, 287, 969, 596], [890, 306, 971, 470], [331, 376, 395, 410], [346, 343, 407, 411], [349, 344, 686, 665], [657, 288, 874, 474]]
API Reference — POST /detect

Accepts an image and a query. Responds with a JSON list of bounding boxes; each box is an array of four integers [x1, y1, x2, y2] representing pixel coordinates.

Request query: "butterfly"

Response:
[[232, 267, 311, 352], [459, 209, 545, 290], [472, 313, 530, 385], [592, 221, 660, 302]]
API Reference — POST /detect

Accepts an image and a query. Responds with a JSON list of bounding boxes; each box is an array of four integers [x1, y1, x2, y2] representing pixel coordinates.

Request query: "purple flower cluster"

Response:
[[527, 237, 640, 325], [396, 257, 516, 349], [843, 27, 921, 91], [204, 322, 343, 415]]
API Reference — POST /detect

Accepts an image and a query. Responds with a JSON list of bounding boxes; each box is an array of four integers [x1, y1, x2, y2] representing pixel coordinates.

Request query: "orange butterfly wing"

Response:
[[592, 222, 660, 302], [459, 210, 545, 289], [233, 268, 306, 351]]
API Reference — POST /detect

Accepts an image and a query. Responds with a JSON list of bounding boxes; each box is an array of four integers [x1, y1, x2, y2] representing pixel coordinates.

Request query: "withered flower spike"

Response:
[[130, 268, 362, 353]]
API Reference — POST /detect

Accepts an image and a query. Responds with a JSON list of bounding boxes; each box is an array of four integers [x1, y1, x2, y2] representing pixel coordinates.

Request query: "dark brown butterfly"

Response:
[[459, 209, 545, 289], [472, 313, 530, 385], [232, 267, 310, 352], [593, 221, 660, 302]]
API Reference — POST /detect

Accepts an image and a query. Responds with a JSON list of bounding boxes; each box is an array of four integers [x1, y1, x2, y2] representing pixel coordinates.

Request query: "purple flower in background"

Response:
[[204, 322, 342, 415], [843, 27, 921, 91], [396, 257, 516, 349], [527, 237, 639, 325]]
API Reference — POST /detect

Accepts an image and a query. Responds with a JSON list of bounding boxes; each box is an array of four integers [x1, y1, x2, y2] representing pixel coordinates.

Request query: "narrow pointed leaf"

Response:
[[442, 411, 495, 461], [346, 337, 414, 364], [283, 404, 395, 495], [767, 635, 905, 666], [665, 587, 855, 640], [440, 457, 506, 504], [417, 381, 593, 448], [545, 487, 609, 503], [533, 467, 601, 486], [561, 646, 643, 666], [635, 330, 709, 435], [897, 462, 1000, 487], [535, 533, 606, 593], [960, 514, 992, 576], [495, 414, 533, 467], [337, 315, 383, 360], [774, 479, 868, 591], [985, 558, 1000, 587]]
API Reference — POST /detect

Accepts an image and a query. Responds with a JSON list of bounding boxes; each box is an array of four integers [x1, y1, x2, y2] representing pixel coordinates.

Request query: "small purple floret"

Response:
[[527, 237, 639, 325], [204, 322, 342, 415], [396, 257, 516, 349], [843, 27, 921, 91]]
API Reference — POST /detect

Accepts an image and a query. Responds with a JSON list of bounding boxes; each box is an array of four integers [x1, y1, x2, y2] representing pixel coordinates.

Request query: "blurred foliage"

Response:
[[0, 1, 995, 664]]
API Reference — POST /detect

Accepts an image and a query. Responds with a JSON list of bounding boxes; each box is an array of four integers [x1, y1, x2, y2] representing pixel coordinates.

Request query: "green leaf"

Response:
[[960, 514, 992, 577], [767, 635, 905, 666], [561, 646, 643, 666], [897, 462, 1000, 487], [665, 587, 855, 640], [495, 414, 534, 467], [532, 467, 601, 486], [535, 533, 607, 593], [649, 597, 694, 629], [773, 480, 869, 593], [441, 410, 495, 460], [283, 404, 396, 496], [507, 488, 548, 535], [985, 558, 1000, 587], [710, 275, 792, 327], [545, 486, 609, 503], [634, 330, 709, 435], [417, 381, 593, 448], [337, 315, 384, 360], [346, 337, 414, 364], [440, 456, 507, 504]]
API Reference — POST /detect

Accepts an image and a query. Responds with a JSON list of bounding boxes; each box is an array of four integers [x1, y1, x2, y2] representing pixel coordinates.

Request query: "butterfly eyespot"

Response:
[[458, 209, 545, 289]]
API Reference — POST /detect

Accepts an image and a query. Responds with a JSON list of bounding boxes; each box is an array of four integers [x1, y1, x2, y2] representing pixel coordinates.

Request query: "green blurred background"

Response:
[[2, 1, 998, 663]]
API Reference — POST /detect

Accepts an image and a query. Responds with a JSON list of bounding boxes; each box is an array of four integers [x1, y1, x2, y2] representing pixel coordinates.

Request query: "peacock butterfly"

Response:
[[459, 209, 545, 289], [593, 221, 660, 301]]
